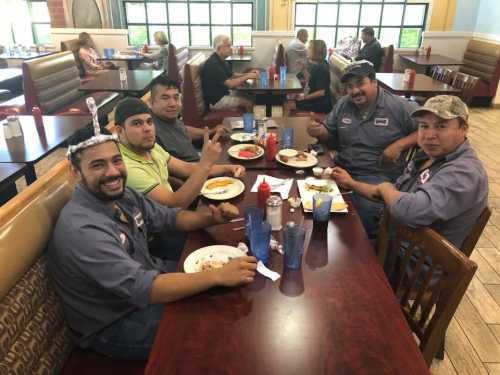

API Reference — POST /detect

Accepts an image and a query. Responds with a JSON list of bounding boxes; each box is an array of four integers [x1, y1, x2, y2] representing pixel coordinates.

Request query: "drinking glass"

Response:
[[242, 113, 254, 133], [312, 193, 332, 222], [283, 223, 306, 269], [259, 71, 268, 87], [281, 127, 294, 149], [279, 66, 287, 82], [250, 222, 272, 263]]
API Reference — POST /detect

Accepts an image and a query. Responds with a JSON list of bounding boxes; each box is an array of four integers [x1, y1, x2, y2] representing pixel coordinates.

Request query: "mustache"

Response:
[[352, 92, 364, 98], [100, 175, 123, 184]]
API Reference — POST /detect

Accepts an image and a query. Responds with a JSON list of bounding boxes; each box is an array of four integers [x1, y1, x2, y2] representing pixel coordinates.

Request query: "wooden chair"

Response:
[[461, 206, 492, 257], [381, 219, 477, 366], [451, 72, 480, 105], [431, 66, 454, 84]]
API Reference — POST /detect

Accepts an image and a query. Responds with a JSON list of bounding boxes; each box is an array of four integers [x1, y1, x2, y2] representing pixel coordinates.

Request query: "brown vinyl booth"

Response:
[[181, 52, 242, 128], [460, 39, 500, 105], [380, 44, 394, 73], [167, 45, 188, 89], [0, 160, 145, 374], [22, 51, 120, 117]]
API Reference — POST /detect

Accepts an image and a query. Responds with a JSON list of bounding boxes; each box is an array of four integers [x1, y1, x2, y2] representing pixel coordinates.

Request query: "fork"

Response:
[[203, 188, 230, 196], [270, 179, 293, 190]]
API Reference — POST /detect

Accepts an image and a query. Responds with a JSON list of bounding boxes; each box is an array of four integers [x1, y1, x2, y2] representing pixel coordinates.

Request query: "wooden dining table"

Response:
[[78, 70, 162, 96], [399, 54, 464, 75], [376, 73, 461, 98], [0, 115, 91, 183], [146, 167, 429, 374], [235, 74, 303, 117], [219, 116, 318, 169], [98, 53, 144, 70]]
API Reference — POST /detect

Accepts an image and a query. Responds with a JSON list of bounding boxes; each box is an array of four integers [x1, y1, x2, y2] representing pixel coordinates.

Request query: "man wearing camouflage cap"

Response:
[[307, 61, 418, 240], [331, 95, 488, 249]]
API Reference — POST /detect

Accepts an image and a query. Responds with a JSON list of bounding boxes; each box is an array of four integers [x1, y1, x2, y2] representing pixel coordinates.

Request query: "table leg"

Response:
[[0, 183, 18, 205], [25, 164, 37, 185]]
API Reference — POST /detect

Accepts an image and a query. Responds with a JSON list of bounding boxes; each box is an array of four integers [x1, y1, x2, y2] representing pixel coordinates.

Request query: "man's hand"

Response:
[[225, 164, 245, 178], [210, 124, 229, 139], [199, 128, 222, 168], [296, 93, 306, 101], [307, 120, 329, 139], [209, 202, 240, 224], [212, 256, 257, 286], [331, 167, 355, 190], [381, 143, 403, 164], [246, 71, 259, 80]]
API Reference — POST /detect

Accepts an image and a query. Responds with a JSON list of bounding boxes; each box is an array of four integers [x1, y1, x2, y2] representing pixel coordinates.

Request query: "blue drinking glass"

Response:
[[259, 71, 268, 88], [281, 127, 294, 149], [242, 113, 254, 133], [250, 222, 272, 263], [279, 66, 287, 82], [283, 223, 306, 269], [312, 193, 333, 222]]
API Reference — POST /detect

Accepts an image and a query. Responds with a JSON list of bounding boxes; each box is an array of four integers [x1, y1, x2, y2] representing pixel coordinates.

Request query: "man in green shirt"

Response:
[[114, 97, 245, 259], [115, 97, 244, 210]]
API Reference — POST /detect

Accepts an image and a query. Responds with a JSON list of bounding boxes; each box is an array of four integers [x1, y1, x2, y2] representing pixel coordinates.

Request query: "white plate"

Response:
[[275, 151, 318, 169], [297, 178, 348, 213], [230, 132, 255, 143], [201, 177, 245, 200], [184, 245, 246, 273], [227, 144, 264, 160]]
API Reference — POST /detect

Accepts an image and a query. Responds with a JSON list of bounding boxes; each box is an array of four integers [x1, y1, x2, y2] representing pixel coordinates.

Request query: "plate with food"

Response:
[[276, 149, 318, 169], [230, 132, 256, 143], [227, 144, 264, 160], [201, 177, 245, 200], [184, 245, 246, 273], [297, 177, 348, 213]]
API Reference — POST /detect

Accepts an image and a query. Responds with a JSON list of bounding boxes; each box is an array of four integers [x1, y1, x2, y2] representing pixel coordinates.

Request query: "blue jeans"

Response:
[[350, 174, 391, 242], [87, 303, 165, 361]]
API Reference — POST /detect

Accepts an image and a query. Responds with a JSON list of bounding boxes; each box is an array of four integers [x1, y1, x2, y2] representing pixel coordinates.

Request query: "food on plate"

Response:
[[279, 149, 298, 158], [196, 257, 227, 271], [304, 179, 333, 193], [296, 151, 308, 161], [206, 179, 234, 190], [236, 145, 261, 158], [332, 202, 348, 211]]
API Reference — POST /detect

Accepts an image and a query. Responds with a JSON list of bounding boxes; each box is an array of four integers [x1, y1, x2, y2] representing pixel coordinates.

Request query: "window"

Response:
[[0, 0, 51, 46], [123, 0, 254, 47], [294, 0, 428, 49]]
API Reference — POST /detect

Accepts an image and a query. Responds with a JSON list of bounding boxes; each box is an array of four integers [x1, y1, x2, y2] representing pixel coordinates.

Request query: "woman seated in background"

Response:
[[78, 32, 115, 75], [138, 31, 169, 72], [295, 39, 333, 114]]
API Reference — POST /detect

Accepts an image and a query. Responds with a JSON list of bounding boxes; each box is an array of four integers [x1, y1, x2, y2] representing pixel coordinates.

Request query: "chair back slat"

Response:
[[461, 206, 492, 256], [382, 220, 477, 366]]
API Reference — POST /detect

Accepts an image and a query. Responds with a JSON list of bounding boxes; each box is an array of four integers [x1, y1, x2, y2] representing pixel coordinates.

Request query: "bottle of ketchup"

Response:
[[257, 179, 271, 209], [268, 64, 275, 81], [265, 133, 277, 161], [239, 45, 244, 57]]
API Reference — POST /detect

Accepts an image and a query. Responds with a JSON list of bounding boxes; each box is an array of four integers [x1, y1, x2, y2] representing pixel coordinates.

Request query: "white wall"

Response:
[[251, 31, 295, 69], [50, 28, 129, 54]]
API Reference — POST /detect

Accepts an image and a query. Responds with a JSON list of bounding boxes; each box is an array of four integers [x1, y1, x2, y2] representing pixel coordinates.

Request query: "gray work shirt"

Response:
[[391, 140, 488, 249], [47, 185, 180, 345], [325, 88, 417, 179], [153, 113, 200, 162]]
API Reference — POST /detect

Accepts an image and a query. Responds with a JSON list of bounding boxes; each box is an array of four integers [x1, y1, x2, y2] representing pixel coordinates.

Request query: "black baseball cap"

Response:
[[341, 61, 376, 83]]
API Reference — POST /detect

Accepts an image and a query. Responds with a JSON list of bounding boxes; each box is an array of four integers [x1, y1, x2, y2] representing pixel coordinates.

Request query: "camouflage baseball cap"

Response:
[[411, 95, 469, 121]]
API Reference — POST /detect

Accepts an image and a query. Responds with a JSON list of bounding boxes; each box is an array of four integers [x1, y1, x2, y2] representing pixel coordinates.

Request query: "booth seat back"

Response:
[[60, 39, 86, 78], [23, 51, 83, 114], [0, 160, 76, 374], [182, 52, 208, 126], [329, 52, 349, 101], [380, 44, 394, 73], [460, 39, 500, 101]]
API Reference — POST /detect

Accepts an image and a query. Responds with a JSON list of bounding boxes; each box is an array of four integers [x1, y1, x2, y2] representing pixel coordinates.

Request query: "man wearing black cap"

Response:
[[356, 27, 383, 72], [307, 61, 418, 241], [48, 123, 257, 361]]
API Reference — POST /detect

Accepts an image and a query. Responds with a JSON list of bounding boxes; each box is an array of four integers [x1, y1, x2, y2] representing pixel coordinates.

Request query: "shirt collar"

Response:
[[119, 143, 154, 164], [410, 139, 471, 170]]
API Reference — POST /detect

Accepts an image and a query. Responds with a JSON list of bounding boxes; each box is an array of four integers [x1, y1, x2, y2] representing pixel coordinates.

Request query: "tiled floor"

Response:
[[12, 105, 500, 373]]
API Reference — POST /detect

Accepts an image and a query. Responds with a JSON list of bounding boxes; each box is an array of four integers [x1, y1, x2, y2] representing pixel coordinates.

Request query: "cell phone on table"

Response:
[[308, 143, 325, 155]]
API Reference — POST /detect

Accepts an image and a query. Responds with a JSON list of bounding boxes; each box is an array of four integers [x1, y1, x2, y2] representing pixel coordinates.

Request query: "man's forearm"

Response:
[[149, 271, 219, 304], [390, 131, 417, 152], [175, 209, 215, 231], [351, 180, 382, 201], [225, 74, 250, 89], [377, 182, 402, 206], [209, 164, 231, 177], [186, 126, 205, 141]]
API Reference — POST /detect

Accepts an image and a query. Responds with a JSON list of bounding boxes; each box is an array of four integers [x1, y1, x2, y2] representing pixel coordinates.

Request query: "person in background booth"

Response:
[[78, 32, 115, 75], [286, 29, 308, 75], [355, 27, 383, 72], [137, 31, 169, 72]]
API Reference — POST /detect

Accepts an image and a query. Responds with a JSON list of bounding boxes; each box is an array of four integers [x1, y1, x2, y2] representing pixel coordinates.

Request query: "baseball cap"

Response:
[[340, 60, 376, 83], [114, 97, 150, 126], [411, 95, 469, 122]]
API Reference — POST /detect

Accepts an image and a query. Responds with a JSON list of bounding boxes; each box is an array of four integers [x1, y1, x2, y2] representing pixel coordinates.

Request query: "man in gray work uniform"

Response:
[[307, 61, 418, 240], [47, 127, 257, 360], [331, 95, 488, 249]]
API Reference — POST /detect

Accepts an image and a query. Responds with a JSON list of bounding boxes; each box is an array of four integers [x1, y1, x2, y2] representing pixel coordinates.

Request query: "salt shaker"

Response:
[[7, 116, 22, 137], [266, 195, 283, 231], [3, 121, 12, 139]]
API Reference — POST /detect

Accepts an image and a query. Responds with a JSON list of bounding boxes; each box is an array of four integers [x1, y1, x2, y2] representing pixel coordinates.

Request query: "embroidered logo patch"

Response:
[[119, 232, 127, 245], [374, 117, 389, 127], [420, 169, 431, 184], [341, 117, 352, 125], [134, 212, 144, 228]]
